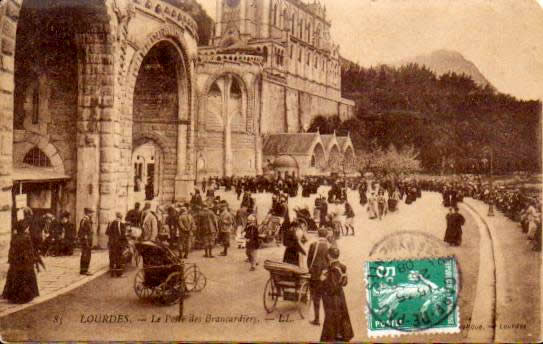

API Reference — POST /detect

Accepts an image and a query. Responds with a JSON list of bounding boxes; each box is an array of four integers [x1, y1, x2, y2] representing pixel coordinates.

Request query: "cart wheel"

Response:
[[263, 278, 279, 313], [184, 265, 199, 292], [134, 270, 154, 299], [192, 271, 207, 292], [160, 272, 184, 305], [297, 282, 311, 319]]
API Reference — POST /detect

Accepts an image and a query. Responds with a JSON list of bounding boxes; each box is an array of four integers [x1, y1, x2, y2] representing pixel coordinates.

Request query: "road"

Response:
[[0, 190, 482, 342]]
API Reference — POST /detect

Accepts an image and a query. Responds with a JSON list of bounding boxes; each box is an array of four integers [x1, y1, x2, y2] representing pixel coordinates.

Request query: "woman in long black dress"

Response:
[[282, 221, 306, 266], [3, 208, 44, 304], [444, 207, 464, 246], [320, 247, 354, 342]]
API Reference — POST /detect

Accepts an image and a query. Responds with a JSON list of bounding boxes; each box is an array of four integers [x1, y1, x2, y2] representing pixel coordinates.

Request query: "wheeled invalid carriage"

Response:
[[263, 260, 311, 319], [133, 241, 206, 305]]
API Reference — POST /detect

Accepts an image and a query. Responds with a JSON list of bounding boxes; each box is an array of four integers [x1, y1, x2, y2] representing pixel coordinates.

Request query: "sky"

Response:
[[198, 0, 543, 101]]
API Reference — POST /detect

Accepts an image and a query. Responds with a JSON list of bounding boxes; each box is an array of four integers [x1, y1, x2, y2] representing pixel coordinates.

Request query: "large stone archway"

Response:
[[120, 25, 195, 207]]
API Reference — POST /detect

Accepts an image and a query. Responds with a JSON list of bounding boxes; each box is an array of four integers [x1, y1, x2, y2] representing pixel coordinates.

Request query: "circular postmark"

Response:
[[365, 231, 461, 334]]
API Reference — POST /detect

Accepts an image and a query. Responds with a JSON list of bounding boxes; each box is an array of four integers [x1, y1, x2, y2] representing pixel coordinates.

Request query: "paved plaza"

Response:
[[0, 188, 538, 342]]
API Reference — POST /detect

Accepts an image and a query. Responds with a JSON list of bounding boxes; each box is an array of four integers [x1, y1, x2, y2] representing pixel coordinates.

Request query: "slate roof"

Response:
[[263, 133, 320, 155]]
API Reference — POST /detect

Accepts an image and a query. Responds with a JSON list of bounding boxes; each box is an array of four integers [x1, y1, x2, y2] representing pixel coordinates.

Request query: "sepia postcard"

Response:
[[0, 0, 541, 342]]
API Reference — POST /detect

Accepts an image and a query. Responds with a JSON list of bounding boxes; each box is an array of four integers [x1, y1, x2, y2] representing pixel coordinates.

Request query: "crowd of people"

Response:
[[3, 169, 539, 339], [416, 175, 542, 251]]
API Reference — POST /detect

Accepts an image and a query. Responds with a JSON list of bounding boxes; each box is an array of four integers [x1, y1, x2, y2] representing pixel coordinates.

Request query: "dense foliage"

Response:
[[313, 62, 542, 174]]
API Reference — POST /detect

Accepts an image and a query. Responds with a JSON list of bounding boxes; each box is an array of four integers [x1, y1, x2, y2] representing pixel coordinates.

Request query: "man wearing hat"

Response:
[[244, 214, 260, 271], [79, 208, 95, 275], [307, 228, 331, 326], [198, 203, 219, 258], [140, 202, 158, 242], [219, 201, 235, 256], [106, 212, 127, 277], [177, 204, 195, 259]]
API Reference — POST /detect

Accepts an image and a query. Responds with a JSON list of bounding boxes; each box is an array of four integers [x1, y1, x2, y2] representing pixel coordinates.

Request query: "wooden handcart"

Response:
[[263, 260, 311, 319]]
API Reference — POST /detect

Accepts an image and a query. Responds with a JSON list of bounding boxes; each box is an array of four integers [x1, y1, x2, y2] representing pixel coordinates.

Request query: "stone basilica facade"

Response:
[[0, 0, 354, 251]]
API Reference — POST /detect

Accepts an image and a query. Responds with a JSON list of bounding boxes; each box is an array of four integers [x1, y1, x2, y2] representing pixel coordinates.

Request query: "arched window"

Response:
[[307, 23, 311, 42], [210, 82, 221, 96], [291, 13, 296, 33], [311, 155, 316, 168], [272, 4, 278, 26], [230, 79, 242, 99], [23, 147, 51, 167], [282, 9, 288, 30]]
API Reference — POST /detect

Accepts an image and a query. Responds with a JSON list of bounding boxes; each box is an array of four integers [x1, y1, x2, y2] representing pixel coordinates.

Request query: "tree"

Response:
[[354, 142, 421, 176], [354, 139, 385, 174], [339, 59, 541, 173], [307, 115, 342, 134]]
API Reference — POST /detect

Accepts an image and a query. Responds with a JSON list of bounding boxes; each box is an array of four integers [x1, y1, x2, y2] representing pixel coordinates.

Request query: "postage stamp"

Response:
[[365, 257, 460, 337]]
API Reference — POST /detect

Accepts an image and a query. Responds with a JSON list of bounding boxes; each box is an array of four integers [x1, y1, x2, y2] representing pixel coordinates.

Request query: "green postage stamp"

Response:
[[365, 257, 460, 337]]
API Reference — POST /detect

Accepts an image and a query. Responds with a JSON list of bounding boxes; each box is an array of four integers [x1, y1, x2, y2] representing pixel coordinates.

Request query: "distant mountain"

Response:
[[395, 49, 493, 88]]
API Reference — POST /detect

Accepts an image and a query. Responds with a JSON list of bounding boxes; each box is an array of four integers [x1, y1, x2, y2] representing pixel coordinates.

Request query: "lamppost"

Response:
[[482, 146, 494, 217], [487, 148, 495, 217]]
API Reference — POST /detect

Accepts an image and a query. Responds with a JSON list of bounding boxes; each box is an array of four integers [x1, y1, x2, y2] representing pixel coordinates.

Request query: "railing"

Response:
[[197, 53, 264, 65]]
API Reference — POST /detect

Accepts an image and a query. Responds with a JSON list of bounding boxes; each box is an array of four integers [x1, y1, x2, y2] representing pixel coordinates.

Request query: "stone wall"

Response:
[[285, 88, 300, 133], [0, 0, 20, 261], [11, 5, 79, 219], [232, 133, 257, 176], [262, 77, 353, 134], [339, 99, 355, 121], [261, 80, 286, 134], [200, 131, 224, 176]]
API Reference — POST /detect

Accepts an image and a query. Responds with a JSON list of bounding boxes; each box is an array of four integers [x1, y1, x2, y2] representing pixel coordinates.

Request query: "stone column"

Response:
[[174, 123, 192, 202], [215, 0, 222, 38], [75, 18, 117, 249], [261, 0, 271, 38], [240, 0, 247, 35], [223, 75, 233, 177], [224, 121, 233, 177], [0, 0, 18, 259], [255, 135, 263, 175], [98, 112, 118, 249]]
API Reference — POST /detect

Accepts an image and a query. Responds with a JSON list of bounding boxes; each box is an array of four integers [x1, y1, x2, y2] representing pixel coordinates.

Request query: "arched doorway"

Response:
[[131, 40, 188, 205], [130, 141, 163, 206], [328, 144, 342, 172], [311, 143, 326, 173], [344, 146, 355, 163]]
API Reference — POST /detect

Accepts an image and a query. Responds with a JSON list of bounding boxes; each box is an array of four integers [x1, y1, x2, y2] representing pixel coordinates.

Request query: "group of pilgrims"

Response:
[[3, 170, 539, 314], [418, 175, 542, 251]]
